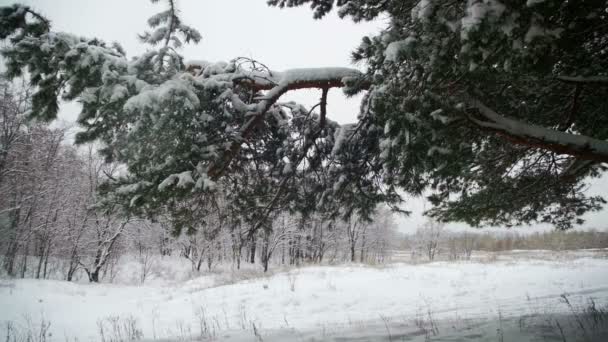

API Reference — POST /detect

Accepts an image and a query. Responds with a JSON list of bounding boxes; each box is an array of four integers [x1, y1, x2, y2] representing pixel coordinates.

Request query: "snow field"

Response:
[[1, 254, 607, 341]]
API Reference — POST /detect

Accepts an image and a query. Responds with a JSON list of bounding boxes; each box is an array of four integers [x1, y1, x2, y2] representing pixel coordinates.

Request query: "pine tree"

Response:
[[269, 0, 608, 229], [0, 1, 393, 238], [2, 0, 605, 231]]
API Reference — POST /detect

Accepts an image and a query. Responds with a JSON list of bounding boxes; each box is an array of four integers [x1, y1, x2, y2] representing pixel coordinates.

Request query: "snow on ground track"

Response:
[[1, 256, 607, 341]]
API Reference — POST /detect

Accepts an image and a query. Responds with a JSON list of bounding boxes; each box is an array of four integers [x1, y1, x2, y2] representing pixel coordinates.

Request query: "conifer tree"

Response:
[[0, 1, 392, 236], [2, 0, 606, 231], [269, 0, 608, 229]]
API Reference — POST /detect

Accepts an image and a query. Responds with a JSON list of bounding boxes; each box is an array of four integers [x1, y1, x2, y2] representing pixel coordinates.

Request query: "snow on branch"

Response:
[[556, 76, 608, 86], [465, 97, 608, 163], [205, 66, 364, 179], [186, 60, 363, 92]]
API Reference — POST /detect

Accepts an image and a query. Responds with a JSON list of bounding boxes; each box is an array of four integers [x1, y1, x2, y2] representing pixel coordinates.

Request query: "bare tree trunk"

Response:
[[82, 219, 128, 282], [428, 240, 437, 261], [231, 227, 243, 269], [281, 242, 285, 265], [360, 233, 366, 263], [206, 245, 214, 271], [3, 207, 21, 277], [66, 239, 81, 281], [236, 244, 242, 270], [295, 235, 303, 266], [347, 219, 360, 263], [43, 245, 50, 279], [20, 241, 29, 278], [3, 240, 18, 276], [86, 267, 101, 282], [261, 229, 271, 273], [196, 250, 204, 272], [249, 234, 256, 264], [288, 239, 295, 265], [67, 257, 78, 281], [35, 238, 48, 279]]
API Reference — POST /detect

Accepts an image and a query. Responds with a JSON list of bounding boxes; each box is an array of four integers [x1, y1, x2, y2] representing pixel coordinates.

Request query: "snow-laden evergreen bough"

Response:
[[0, 1, 395, 236], [1, 0, 607, 231], [269, 0, 608, 229]]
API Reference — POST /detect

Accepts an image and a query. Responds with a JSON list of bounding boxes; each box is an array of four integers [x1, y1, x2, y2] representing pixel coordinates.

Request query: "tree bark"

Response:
[[249, 235, 256, 264]]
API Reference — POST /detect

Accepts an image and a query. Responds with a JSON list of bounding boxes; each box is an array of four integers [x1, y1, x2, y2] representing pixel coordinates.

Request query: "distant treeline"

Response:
[[473, 230, 608, 252], [401, 224, 608, 262]]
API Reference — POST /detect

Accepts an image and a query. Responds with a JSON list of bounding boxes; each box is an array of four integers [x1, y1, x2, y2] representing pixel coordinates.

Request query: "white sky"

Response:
[[5, 0, 607, 234]]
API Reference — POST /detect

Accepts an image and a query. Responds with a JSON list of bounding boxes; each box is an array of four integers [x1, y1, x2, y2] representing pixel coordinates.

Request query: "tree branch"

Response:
[[464, 97, 608, 163], [556, 76, 608, 86], [207, 67, 361, 179], [319, 87, 328, 128]]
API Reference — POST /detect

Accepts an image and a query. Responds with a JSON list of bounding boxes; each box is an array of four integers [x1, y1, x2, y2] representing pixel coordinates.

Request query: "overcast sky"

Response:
[[4, 0, 607, 234]]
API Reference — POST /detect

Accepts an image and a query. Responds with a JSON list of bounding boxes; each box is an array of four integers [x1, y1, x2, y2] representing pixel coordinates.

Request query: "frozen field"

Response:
[[1, 250, 608, 341]]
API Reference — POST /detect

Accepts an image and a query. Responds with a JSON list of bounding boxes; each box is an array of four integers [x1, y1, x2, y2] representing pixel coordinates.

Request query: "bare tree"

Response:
[[76, 147, 130, 283], [345, 217, 366, 262], [361, 208, 398, 264], [414, 220, 445, 262], [461, 232, 477, 260], [129, 221, 159, 284], [0, 79, 71, 278]]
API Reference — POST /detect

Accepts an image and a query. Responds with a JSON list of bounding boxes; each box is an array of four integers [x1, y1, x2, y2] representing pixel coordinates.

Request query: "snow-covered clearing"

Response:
[[2, 251, 608, 341]]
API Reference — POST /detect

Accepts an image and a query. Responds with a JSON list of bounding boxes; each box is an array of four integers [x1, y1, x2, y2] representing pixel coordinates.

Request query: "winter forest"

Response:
[[1, 0, 608, 341]]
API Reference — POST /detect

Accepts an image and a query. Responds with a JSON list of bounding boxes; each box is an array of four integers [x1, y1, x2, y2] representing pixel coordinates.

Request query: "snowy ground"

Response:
[[2, 250, 608, 341]]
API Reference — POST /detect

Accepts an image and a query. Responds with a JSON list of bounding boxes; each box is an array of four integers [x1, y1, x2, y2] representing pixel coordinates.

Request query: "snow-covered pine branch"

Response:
[[201, 64, 362, 179], [273, 0, 608, 229], [464, 97, 608, 163], [3, 0, 607, 234]]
